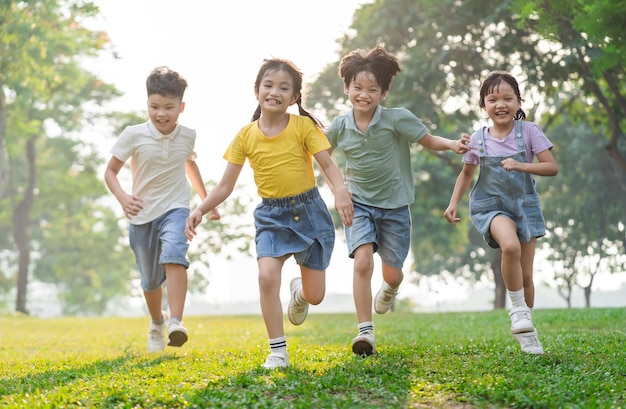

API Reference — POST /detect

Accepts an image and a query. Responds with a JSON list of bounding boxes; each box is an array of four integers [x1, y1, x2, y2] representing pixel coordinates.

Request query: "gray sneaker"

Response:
[[514, 329, 544, 354], [288, 277, 309, 325], [352, 330, 376, 357], [374, 282, 398, 314], [509, 306, 534, 334], [262, 352, 290, 369]]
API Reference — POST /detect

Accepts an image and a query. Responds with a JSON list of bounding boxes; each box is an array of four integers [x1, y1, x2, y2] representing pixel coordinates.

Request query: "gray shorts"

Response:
[[129, 207, 190, 291], [344, 202, 411, 269]]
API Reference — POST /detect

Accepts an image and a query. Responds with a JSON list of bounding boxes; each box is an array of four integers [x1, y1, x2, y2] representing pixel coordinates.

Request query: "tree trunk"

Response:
[[14, 135, 37, 314], [0, 81, 8, 200], [492, 249, 506, 309]]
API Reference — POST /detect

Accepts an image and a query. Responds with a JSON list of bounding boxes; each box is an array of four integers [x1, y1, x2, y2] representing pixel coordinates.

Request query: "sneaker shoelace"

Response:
[[383, 286, 397, 301], [512, 310, 531, 323]]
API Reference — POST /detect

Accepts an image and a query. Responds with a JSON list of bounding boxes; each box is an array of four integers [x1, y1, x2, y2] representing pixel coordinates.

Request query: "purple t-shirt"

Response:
[[463, 121, 553, 165]]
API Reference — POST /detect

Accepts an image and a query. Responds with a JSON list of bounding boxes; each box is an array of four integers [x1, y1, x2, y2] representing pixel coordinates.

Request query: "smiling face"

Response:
[[482, 81, 521, 127], [254, 69, 298, 116], [147, 94, 185, 135], [344, 71, 387, 117]]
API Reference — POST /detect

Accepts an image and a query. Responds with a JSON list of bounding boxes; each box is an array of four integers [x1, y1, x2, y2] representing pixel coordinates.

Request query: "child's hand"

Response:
[[335, 187, 354, 227], [500, 158, 520, 172], [208, 208, 221, 221], [452, 133, 471, 154], [120, 194, 144, 219], [185, 210, 203, 240], [443, 204, 461, 226]]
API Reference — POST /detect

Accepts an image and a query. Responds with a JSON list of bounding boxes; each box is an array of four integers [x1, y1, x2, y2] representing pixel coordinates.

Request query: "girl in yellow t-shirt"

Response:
[[186, 58, 353, 369]]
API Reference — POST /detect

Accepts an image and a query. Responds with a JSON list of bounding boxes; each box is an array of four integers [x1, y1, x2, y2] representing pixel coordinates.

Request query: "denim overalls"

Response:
[[469, 120, 546, 249]]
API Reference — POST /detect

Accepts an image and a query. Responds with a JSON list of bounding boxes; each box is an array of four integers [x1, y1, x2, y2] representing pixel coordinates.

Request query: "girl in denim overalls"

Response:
[[445, 71, 558, 354]]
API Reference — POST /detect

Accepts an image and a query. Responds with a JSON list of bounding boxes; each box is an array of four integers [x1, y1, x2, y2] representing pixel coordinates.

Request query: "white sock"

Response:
[[508, 289, 527, 309], [358, 321, 374, 335], [269, 336, 287, 355]]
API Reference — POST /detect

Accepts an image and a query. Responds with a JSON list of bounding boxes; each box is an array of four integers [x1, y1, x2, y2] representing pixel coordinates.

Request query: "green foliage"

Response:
[[308, 0, 626, 302], [541, 119, 626, 305], [1, 308, 624, 408], [0, 0, 124, 314]]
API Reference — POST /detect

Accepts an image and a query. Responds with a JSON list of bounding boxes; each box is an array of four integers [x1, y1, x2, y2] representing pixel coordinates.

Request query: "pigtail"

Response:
[[296, 96, 324, 129], [515, 108, 526, 121], [251, 105, 262, 122]]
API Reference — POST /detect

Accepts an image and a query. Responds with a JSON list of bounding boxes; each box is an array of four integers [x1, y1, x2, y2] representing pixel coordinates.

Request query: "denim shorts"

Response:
[[253, 187, 335, 271], [344, 202, 411, 269], [129, 207, 190, 291]]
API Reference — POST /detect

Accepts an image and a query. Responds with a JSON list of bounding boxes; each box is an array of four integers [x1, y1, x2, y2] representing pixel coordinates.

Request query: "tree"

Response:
[[541, 120, 626, 307], [514, 0, 626, 174], [1, 0, 120, 313]]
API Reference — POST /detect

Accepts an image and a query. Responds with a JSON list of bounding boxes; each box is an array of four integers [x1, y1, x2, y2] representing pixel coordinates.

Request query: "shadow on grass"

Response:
[[0, 353, 180, 397], [182, 342, 422, 409]]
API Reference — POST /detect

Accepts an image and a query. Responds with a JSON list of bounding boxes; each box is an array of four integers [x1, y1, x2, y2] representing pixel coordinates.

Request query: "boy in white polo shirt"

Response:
[[104, 66, 218, 352]]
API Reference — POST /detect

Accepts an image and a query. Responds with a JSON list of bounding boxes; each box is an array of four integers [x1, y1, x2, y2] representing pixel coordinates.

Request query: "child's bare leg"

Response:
[[258, 256, 286, 339], [144, 286, 164, 321], [520, 239, 537, 308], [165, 263, 187, 320], [490, 216, 523, 291], [353, 244, 375, 323], [299, 266, 325, 305]]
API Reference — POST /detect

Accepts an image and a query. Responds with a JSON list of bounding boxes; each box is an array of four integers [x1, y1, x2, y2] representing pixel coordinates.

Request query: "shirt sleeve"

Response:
[[302, 118, 331, 155], [393, 108, 428, 144], [223, 127, 249, 165], [526, 122, 554, 158], [110, 126, 134, 162], [462, 130, 481, 165]]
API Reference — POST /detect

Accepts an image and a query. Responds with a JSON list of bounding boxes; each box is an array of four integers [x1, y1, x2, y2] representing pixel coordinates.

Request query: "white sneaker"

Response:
[[262, 352, 290, 369], [514, 329, 544, 355], [374, 282, 398, 314], [167, 321, 188, 347], [147, 321, 166, 352], [351, 330, 376, 357], [509, 306, 534, 334], [288, 277, 309, 325]]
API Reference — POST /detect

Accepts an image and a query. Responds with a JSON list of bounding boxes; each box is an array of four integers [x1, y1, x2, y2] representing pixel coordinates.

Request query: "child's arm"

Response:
[[185, 160, 220, 221], [314, 150, 353, 227], [419, 133, 471, 154], [185, 162, 243, 240], [500, 149, 558, 176], [443, 163, 477, 226], [104, 156, 143, 219]]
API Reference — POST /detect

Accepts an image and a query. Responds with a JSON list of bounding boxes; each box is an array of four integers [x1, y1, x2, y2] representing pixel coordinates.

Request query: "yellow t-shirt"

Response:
[[224, 114, 330, 198]]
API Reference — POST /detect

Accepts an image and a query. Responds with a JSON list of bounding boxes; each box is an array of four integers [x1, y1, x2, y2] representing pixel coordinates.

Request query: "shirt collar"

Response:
[[346, 104, 383, 130], [147, 119, 180, 140]]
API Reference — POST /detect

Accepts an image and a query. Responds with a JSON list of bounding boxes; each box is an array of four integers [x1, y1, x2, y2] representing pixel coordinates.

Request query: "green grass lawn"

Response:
[[1, 307, 624, 408]]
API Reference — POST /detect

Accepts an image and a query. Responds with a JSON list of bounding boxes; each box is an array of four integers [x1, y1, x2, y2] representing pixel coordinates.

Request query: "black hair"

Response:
[[479, 71, 526, 120], [338, 45, 401, 92], [251, 58, 323, 128], [146, 66, 187, 99]]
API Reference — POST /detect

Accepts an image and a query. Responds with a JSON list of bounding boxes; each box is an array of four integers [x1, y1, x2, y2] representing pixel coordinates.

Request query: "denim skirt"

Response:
[[253, 187, 335, 271]]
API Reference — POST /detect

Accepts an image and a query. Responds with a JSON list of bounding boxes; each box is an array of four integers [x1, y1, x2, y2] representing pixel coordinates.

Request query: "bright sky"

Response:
[[85, 1, 625, 315]]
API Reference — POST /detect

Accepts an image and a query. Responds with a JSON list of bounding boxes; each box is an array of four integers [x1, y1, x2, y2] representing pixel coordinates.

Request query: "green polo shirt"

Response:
[[326, 105, 428, 209]]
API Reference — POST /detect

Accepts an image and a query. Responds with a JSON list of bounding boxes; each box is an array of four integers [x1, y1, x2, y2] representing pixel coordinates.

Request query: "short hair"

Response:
[[338, 45, 401, 92], [146, 66, 187, 99]]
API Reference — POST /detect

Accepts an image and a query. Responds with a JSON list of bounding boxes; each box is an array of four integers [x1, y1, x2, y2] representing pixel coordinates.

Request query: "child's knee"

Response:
[[304, 290, 324, 305]]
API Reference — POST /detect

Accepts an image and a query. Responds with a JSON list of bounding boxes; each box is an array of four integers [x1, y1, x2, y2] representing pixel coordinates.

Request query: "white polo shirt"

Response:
[[111, 120, 197, 224]]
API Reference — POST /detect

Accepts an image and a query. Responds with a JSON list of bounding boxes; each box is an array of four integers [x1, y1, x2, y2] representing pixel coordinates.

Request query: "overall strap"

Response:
[[514, 120, 525, 153], [477, 127, 486, 158]]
